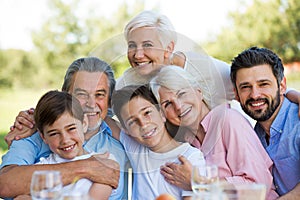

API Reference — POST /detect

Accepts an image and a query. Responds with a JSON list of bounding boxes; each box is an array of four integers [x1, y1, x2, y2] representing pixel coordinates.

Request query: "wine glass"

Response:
[[191, 165, 219, 196], [30, 170, 63, 200]]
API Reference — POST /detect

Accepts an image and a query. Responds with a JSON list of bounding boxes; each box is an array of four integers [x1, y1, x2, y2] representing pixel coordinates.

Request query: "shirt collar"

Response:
[[99, 120, 112, 136], [270, 97, 289, 134]]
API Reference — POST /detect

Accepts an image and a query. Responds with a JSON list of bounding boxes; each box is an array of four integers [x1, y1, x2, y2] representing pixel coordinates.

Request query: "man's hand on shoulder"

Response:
[[5, 108, 36, 148], [104, 116, 121, 140]]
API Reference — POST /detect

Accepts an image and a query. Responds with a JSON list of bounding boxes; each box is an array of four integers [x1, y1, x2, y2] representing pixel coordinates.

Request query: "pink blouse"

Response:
[[192, 103, 278, 199]]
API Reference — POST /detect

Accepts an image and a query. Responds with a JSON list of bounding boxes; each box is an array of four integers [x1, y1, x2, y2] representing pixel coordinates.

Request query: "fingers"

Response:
[[161, 165, 174, 175], [14, 110, 35, 130], [4, 130, 14, 148], [4, 127, 36, 148], [178, 155, 189, 164], [160, 167, 176, 183], [92, 152, 120, 171], [28, 107, 35, 114]]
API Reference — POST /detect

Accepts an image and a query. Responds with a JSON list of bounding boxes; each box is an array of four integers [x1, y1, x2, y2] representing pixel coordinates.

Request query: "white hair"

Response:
[[150, 65, 200, 103], [124, 10, 177, 48]]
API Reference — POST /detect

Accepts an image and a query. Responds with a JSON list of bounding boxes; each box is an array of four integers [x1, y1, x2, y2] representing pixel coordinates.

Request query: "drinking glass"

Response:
[[219, 181, 266, 200], [63, 194, 93, 200], [191, 165, 219, 195], [235, 183, 266, 200], [30, 170, 63, 200]]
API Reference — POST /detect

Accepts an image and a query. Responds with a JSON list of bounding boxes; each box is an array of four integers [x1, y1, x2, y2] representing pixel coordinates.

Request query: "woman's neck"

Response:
[[188, 101, 210, 134]]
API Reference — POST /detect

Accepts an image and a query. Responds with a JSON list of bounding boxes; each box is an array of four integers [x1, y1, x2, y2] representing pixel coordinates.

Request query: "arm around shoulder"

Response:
[[285, 89, 300, 117], [0, 156, 119, 198]]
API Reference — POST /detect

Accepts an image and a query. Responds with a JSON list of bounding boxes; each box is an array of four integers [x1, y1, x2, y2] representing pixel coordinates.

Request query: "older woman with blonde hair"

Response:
[[149, 65, 278, 199]]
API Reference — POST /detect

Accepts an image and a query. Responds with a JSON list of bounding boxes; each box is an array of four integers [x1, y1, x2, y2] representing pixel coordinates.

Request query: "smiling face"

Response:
[[127, 27, 173, 76], [120, 96, 170, 152], [158, 86, 205, 130], [41, 111, 87, 159], [235, 64, 286, 122], [69, 71, 110, 133]]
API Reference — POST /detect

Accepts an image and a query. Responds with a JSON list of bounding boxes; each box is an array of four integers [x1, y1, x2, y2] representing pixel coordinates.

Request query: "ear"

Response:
[[196, 88, 203, 100], [233, 87, 241, 102], [82, 114, 89, 133], [123, 128, 130, 136], [279, 77, 287, 95], [164, 41, 175, 61], [38, 130, 48, 144]]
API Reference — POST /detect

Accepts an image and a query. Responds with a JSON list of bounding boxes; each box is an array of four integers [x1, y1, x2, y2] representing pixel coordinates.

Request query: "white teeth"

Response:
[[179, 107, 191, 118], [142, 128, 156, 138], [252, 102, 264, 107], [62, 144, 75, 151], [86, 112, 98, 116], [137, 61, 150, 66]]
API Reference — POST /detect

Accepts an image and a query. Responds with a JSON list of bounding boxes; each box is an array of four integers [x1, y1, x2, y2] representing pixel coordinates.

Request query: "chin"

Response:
[[137, 69, 151, 76], [88, 120, 102, 132]]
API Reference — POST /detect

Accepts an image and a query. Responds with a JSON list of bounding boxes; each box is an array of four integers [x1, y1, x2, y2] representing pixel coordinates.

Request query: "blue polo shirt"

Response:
[[1, 121, 128, 200], [254, 98, 300, 195]]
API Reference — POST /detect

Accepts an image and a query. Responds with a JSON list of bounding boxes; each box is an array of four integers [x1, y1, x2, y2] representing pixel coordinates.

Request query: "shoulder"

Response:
[[181, 143, 205, 165], [104, 117, 121, 140]]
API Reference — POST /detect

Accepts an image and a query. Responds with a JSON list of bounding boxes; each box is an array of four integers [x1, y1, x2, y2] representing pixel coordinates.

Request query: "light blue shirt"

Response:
[[1, 121, 128, 200], [254, 98, 300, 195]]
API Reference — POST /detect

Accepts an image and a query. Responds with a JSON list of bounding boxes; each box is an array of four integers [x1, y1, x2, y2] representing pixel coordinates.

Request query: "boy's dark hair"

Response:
[[111, 84, 159, 128], [231, 46, 284, 88], [34, 90, 84, 134]]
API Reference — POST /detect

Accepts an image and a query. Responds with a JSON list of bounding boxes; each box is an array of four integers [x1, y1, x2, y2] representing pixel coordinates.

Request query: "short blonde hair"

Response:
[[124, 10, 177, 48]]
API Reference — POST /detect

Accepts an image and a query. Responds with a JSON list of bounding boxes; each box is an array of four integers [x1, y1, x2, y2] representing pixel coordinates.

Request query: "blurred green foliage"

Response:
[[203, 0, 300, 64], [0, 0, 147, 90], [1, 0, 299, 90], [0, 132, 7, 152]]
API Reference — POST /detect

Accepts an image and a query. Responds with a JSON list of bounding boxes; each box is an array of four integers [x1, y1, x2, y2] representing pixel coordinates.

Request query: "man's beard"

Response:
[[87, 118, 102, 133], [241, 89, 281, 121]]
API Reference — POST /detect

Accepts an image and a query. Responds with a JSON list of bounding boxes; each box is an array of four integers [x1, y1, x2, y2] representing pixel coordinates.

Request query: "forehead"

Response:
[[44, 112, 79, 130], [159, 87, 176, 96], [121, 97, 153, 116], [235, 64, 276, 84], [128, 27, 161, 44], [70, 71, 109, 93]]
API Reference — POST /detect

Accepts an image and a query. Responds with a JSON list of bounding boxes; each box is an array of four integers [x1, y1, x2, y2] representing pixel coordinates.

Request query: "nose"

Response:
[[173, 99, 182, 112], [138, 116, 150, 128], [60, 131, 70, 143], [134, 47, 145, 59], [250, 86, 261, 99], [86, 94, 96, 108]]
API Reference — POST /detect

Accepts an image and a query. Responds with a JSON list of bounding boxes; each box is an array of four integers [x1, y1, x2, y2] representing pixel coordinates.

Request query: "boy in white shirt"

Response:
[[111, 85, 205, 199], [34, 90, 112, 200]]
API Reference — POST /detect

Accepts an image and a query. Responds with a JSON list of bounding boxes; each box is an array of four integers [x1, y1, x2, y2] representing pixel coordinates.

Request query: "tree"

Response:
[[31, 0, 146, 88], [203, 0, 300, 63]]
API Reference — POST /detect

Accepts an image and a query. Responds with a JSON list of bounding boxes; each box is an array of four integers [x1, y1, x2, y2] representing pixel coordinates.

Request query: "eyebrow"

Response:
[[46, 123, 76, 135], [238, 79, 271, 88], [128, 40, 153, 44], [74, 88, 107, 94], [160, 99, 169, 106], [124, 106, 151, 124]]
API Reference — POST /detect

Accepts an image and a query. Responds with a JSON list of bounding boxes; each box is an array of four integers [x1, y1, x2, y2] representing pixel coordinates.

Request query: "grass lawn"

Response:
[[0, 88, 53, 163]]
